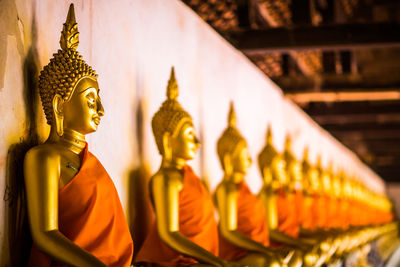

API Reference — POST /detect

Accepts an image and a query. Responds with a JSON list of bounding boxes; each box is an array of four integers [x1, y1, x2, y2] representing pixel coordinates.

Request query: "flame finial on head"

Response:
[[228, 102, 236, 128], [316, 155, 322, 168], [303, 147, 309, 160], [266, 124, 272, 143], [167, 67, 179, 100], [60, 4, 79, 51], [285, 135, 292, 150]]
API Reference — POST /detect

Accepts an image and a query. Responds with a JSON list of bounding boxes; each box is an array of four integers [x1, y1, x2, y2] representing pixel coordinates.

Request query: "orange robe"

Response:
[[327, 197, 339, 229], [350, 200, 362, 227], [135, 165, 219, 266], [277, 188, 299, 237], [315, 195, 329, 229], [338, 199, 350, 229], [294, 190, 306, 229], [301, 194, 315, 231], [219, 181, 269, 261], [28, 144, 134, 267]]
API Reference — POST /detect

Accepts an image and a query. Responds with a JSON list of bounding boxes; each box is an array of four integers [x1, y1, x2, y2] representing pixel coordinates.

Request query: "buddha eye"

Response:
[[86, 92, 96, 108]]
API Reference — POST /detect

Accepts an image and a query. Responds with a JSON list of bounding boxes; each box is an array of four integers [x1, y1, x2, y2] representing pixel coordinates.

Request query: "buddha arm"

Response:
[[151, 172, 226, 267], [258, 187, 278, 230], [258, 189, 313, 251], [24, 148, 106, 267], [216, 183, 275, 257]]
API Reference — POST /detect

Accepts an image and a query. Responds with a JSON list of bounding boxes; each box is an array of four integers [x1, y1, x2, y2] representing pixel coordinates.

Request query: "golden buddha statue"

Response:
[[256, 127, 327, 266], [307, 159, 343, 252], [321, 163, 341, 232], [342, 174, 353, 228], [214, 103, 290, 267], [23, 4, 133, 266], [258, 131, 313, 248], [135, 68, 238, 267], [301, 148, 320, 232], [283, 136, 303, 195], [313, 157, 332, 230], [330, 170, 344, 230]]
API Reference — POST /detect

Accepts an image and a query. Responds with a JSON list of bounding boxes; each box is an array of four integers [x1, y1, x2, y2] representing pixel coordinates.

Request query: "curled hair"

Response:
[[38, 49, 97, 125]]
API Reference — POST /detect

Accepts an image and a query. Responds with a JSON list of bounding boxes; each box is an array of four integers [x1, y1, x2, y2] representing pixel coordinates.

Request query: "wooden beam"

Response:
[[286, 90, 400, 103], [303, 101, 400, 116], [329, 129, 400, 140], [323, 122, 400, 132], [274, 74, 400, 93], [313, 113, 400, 125], [225, 23, 400, 53], [341, 139, 400, 152]]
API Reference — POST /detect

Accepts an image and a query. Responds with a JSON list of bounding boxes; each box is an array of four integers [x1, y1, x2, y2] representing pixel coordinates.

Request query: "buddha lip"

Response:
[[92, 117, 101, 125]]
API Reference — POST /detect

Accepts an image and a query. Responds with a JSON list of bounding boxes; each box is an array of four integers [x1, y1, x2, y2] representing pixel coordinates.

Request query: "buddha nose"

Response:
[[97, 98, 105, 117]]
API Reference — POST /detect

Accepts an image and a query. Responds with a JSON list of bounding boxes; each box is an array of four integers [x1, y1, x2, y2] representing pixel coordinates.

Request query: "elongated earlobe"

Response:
[[53, 94, 64, 137], [162, 132, 172, 162], [223, 153, 233, 177]]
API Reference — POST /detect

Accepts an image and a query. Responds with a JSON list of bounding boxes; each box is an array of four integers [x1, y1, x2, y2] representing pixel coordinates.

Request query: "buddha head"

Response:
[[217, 103, 251, 182], [342, 175, 353, 199], [332, 170, 344, 198], [38, 4, 103, 137], [302, 147, 316, 192], [258, 125, 287, 187], [342, 176, 352, 199], [284, 135, 303, 190], [310, 155, 322, 192], [152, 67, 200, 165], [321, 162, 333, 194]]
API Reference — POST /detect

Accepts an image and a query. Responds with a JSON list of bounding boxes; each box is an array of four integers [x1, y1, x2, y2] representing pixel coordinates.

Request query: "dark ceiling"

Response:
[[182, 0, 400, 183]]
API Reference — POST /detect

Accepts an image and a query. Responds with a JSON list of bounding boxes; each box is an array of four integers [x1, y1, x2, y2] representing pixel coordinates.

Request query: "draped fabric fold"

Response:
[[219, 181, 269, 261], [28, 144, 134, 267], [277, 188, 299, 237]]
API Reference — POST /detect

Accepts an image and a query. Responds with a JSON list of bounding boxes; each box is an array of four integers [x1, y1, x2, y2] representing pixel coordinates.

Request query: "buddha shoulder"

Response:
[[25, 144, 60, 160], [217, 181, 238, 193], [24, 144, 64, 169], [151, 168, 183, 190], [215, 182, 238, 203]]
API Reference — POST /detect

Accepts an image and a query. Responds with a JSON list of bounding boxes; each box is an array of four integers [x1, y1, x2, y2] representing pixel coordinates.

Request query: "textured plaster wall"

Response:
[[0, 0, 386, 265]]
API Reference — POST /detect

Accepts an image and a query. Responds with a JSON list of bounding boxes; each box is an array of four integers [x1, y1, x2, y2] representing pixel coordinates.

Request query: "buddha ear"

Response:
[[162, 132, 172, 161], [262, 166, 270, 180], [223, 153, 233, 177], [53, 94, 64, 137]]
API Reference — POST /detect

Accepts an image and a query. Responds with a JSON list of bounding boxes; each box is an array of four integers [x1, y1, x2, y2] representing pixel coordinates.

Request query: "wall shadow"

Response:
[[128, 164, 153, 259], [4, 9, 40, 267], [128, 94, 154, 260]]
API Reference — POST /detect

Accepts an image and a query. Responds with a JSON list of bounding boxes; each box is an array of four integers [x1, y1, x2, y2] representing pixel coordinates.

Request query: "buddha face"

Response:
[[272, 156, 288, 185], [231, 142, 252, 175], [170, 122, 200, 161], [321, 172, 332, 193], [332, 176, 341, 196], [63, 78, 104, 135], [309, 168, 320, 192]]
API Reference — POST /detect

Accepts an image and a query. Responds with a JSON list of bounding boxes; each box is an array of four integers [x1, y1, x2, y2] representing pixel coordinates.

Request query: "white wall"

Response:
[[0, 0, 387, 264]]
